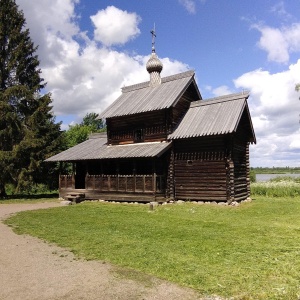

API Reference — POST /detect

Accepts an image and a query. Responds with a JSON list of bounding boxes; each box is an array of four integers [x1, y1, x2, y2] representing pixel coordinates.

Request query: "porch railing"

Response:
[[86, 174, 165, 193], [59, 175, 75, 189], [59, 174, 166, 194]]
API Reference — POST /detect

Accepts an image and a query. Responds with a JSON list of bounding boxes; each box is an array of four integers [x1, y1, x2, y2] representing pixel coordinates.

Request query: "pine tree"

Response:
[[0, 0, 63, 196]]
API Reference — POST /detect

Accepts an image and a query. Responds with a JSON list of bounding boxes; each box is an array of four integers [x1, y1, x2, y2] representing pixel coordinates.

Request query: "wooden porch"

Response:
[[59, 174, 167, 202]]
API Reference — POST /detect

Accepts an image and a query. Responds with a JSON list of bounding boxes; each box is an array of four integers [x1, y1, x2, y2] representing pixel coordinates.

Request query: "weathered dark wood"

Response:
[[59, 188, 158, 202], [107, 85, 198, 145], [55, 80, 254, 203], [84, 174, 165, 193]]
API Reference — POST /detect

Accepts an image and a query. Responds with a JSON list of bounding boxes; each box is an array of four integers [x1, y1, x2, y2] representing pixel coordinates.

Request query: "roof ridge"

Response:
[[121, 70, 195, 93], [190, 91, 249, 108]]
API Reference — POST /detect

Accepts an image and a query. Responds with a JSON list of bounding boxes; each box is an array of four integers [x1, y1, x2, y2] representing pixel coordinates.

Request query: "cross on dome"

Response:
[[146, 24, 163, 86], [150, 24, 156, 53]]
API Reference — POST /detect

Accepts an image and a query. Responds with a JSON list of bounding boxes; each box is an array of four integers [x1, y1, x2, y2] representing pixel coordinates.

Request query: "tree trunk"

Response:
[[0, 182, 7, 198]]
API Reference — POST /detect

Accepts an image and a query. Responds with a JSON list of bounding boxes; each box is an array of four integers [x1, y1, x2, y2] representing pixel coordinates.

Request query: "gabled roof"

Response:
[[168, 92, 256, 143], [45, 133, 171, 162], [99, 70, 201, 119]]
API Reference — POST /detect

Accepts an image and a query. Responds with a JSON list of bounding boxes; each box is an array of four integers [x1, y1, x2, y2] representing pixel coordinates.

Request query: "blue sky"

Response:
[[16, 0, 300, 167]]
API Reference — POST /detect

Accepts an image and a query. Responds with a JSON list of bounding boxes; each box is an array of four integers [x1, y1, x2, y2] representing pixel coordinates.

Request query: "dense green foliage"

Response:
[[251, 167, 300, 174], [250, 170, 256, 182], [0, 0, 63, 196], [64, 112, 106, 148], [6, 197, 300, 299]]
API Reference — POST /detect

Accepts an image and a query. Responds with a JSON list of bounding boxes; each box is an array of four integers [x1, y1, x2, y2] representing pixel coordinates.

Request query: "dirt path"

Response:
[[0, 202, 205, 300]]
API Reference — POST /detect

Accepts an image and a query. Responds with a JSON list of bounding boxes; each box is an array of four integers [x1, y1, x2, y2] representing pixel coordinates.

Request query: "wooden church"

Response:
[[46, 34, 256, 203]]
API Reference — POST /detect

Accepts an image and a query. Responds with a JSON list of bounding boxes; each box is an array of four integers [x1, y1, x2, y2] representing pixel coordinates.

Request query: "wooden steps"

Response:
[[64, 192, 85, 203]]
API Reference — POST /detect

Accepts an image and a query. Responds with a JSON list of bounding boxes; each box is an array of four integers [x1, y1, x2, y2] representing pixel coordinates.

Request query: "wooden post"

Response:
[[59, 164, 62, 189], [85, 172, 88, 189], [100, 174, 102, 192], [152, 159, 156, 193], [59, 162, 62, 190], [72, 163, 75, 189], [133, 161, 136, 193], [116, 162, 119, 192], [100, 161, 103, 191], [64, 175, 67, 189]]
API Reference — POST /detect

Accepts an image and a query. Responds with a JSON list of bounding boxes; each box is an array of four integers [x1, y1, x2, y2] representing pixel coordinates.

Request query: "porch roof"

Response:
[[45, 136, 171, 162]]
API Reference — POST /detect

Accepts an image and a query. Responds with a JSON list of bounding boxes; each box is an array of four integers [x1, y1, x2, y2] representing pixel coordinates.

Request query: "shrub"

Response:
[[251, 179, 300, 197], [250, 170, 256, 183]]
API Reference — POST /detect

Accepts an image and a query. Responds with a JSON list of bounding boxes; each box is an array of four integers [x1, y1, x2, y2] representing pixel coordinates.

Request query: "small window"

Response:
[[134, 128, 144, 142], [187, 160, 193, 166]]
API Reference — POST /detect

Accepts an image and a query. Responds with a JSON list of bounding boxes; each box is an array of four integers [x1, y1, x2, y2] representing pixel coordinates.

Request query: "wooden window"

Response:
[[187, 160, 193, 166]]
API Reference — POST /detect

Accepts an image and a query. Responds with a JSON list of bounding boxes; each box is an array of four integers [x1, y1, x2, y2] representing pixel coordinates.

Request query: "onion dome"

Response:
[[146, 26, 163, 87], [146, 42, 163, 86], [146, 48, 163, 74]]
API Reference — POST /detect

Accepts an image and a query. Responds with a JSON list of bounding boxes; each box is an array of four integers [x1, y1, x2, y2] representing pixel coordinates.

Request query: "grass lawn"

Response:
[[5, 197, 300, 299]]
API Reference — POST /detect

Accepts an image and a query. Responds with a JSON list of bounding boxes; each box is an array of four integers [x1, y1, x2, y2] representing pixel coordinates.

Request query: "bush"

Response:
[[250, 170, 256, 183], [5, 183, 57, 196], [251, 179, 300, 197]]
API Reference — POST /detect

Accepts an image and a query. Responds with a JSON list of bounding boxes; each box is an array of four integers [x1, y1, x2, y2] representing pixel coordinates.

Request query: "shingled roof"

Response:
[[99, 70, 201, 119], [45, 133, 171, 162], [168, 92, 256, 143]]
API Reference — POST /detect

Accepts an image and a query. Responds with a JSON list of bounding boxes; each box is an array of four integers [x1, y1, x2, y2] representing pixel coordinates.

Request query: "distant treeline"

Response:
[[251, 167, 300, 174]]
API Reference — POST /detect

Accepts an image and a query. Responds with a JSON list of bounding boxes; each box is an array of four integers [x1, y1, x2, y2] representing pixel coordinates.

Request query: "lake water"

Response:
[[256, 173, 300, 182]]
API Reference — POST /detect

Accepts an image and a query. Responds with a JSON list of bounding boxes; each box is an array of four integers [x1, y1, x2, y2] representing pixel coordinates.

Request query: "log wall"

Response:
[[107, 110, 169, 144], [173, 137, 228, 201], [106, 83, 199, 145], [231, 109, 252, 201]]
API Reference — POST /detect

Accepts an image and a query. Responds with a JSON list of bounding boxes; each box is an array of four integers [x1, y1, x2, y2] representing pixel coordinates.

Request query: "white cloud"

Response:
[[212, 85, 233, 97], [178, 0, 196, 14], [90, 6, 141, 46], [16, 1, 188, 123], [17, 0, 80, 68], [234, 60, 300, 167], [253, 23, 300, 63], [290, 131, 300, 149], [178, 0, 206, 14], [270, 1, 292, 20]]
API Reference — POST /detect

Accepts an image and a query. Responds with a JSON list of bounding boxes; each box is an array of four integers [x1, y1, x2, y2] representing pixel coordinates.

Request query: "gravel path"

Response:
[[0, 202, 203, 300]]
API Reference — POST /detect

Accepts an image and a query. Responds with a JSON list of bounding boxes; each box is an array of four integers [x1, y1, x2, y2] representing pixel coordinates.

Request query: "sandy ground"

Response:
[[0, 202, 207, 300]]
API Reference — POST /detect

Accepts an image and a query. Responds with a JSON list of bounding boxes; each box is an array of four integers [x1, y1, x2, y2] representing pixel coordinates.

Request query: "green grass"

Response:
[[0, 198, 58, 204], [0, 193, 59, 204], [251, 177, 300, 197], [5, 198, 300, 299]]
